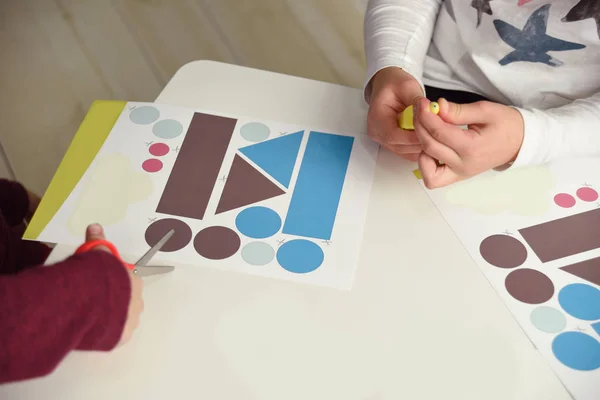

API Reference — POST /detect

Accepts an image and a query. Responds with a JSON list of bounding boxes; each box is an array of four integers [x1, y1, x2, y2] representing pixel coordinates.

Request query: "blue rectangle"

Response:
[[282, 132, 354, 240]]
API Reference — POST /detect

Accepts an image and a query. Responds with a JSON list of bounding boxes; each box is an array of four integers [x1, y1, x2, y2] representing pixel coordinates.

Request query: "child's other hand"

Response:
[[413, 97, 524, 189], [85, 223, 144, 346], [367, 67, 424, 161]]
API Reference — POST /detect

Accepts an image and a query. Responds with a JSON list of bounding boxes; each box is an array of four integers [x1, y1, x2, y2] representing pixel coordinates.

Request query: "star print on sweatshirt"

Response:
[[562, 0, 600, 39], [494, 4, 585, 66], [364, 0, 600, 169], [472, 0, 493, 27]]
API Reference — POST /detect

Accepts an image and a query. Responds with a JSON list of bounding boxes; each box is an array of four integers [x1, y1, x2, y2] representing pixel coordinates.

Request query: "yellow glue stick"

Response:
[[398, 102, 440, 130]]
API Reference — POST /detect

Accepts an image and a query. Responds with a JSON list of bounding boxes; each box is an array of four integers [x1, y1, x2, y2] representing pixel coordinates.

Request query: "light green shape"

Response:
[[531, 306, 567, 334], [130, 106, 160, 125], [240, 122, 270, 142], [25, 100, 127, 240], [444, 165, 554, 216], [153, 119, 183, 139], [242, 242, 275, 266]]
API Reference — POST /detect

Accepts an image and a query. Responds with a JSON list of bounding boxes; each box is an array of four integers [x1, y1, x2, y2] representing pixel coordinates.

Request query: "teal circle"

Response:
[[240, 122, 270, 142], [241, 242, 275, 266], [235, 207, 281, 239], [277, 240, 324, 274], [130, 106, 160, 124], [530, 306, 566, 333], [153, 119, 183, 139]]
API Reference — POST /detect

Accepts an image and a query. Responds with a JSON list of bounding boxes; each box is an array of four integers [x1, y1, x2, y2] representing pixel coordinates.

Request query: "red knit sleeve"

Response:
[[0, 251, 131, 384], [0, 179, 29, 227]]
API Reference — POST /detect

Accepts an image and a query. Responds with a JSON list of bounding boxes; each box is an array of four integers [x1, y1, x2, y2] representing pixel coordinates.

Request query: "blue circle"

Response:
[[153, 119, 183, 139], [130, 106, 160, 124], [552, 332, 600, 371], [235, 207, 281, 239], [277, 240, 324, 274], [558, 284, 600, 321]]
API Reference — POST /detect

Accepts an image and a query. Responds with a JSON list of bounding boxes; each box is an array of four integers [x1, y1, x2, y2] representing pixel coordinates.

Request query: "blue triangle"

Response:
[[239, 131, 303, 188]]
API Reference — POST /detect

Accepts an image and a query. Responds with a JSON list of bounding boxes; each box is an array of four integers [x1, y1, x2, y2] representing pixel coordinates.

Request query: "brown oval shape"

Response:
[[194, 226, 241, 260], [505, 269, 554, 304], [145, 218, 193, 252], [480, 234, 527, 269]]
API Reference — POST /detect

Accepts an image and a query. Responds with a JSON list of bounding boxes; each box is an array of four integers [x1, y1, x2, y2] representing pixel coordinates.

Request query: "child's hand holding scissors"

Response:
[[77, 224, 175, 345]]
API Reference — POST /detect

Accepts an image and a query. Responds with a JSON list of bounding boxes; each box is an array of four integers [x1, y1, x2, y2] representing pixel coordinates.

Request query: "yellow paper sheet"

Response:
[[24, 100, 127, 240]]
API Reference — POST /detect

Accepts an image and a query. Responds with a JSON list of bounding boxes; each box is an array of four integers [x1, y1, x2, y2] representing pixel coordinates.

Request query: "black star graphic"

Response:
[[562, 0, 600, 39], [471, 0, 493, 28]]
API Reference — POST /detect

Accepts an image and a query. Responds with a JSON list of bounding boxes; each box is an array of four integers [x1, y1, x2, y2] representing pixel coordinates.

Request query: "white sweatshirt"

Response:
[[364, 0, 600, 168]]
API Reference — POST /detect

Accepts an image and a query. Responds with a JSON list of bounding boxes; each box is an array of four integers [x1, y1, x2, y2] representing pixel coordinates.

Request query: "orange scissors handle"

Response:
[[75, 239, 135, 271]]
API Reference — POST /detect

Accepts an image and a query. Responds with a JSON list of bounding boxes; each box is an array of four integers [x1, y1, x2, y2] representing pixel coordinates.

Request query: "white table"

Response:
[[1, 61, 570, 400]]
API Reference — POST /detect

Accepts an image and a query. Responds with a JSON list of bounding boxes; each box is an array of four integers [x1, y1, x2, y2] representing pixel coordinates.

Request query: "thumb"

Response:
[[437, 98, 490, 126], [86, 223, 106, 242]]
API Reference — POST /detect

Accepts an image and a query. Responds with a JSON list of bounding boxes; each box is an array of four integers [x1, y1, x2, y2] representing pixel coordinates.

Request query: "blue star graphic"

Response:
[[494, 4, 586, 66]]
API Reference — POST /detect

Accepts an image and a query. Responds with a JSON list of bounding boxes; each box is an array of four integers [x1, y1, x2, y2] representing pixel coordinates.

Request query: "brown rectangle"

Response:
[[156, 112, 237, 220], [519, 208, 600, 263]]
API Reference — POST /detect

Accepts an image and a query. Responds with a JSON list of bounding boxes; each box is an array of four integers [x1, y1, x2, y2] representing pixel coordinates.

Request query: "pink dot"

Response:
[[554, 193, 576, 208], [142, 159, 163, 173], [149, 142, 170, 157], [576, 187, 598, 202]]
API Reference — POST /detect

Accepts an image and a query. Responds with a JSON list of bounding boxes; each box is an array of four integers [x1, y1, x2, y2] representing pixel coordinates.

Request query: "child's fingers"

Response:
[[414, 97, 468, 153], [418, 152, 461, 189], [86, 224, 105, 241], [437, 98, 492, 126], [413, 121, 460, 166], [367, 98, 420, 146], [85, 224, 111, 253], [387, 144, 422, 156]]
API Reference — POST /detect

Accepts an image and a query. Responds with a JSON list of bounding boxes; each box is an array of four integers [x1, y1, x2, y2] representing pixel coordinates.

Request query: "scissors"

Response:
[[75, 229, 176, 277]]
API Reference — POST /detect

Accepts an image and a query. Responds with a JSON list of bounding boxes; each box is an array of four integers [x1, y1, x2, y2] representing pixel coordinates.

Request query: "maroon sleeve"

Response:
[[0, 179, 29, 227], [0, 251, 131, 384]]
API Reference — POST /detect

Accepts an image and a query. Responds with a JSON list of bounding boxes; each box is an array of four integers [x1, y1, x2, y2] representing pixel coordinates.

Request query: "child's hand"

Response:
[[413, 97, 524, 189], [85, 224, 144, 346], [367, 67, 424, 161]]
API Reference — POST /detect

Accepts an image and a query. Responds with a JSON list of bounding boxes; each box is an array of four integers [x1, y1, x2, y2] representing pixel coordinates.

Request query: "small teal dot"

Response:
[[130, 106, 160, 124], [530, 306, 566, 333], [241, 242, 275, 266], [153, 119, 183, 139], [277, 240, 324, 274], [240, 122, 270, 142], [235, 207, 281, 239], [558, 284, 600, 321], [552, 332, 600, 371]]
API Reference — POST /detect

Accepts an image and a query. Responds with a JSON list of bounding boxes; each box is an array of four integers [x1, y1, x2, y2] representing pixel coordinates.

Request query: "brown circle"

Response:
[[194, 226, 241, 260], [505, 269, 554, 304], [145, 218, 193, 252], [479, 234, 527, 269]]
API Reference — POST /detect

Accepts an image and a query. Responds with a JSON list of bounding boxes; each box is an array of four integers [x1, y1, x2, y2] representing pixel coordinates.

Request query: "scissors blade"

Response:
[[134, 229, 175, 268], [134, 265, 175, 277]]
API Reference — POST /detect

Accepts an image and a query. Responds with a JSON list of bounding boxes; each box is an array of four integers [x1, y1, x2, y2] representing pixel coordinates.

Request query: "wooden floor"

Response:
[[0, 0, 367, 194]]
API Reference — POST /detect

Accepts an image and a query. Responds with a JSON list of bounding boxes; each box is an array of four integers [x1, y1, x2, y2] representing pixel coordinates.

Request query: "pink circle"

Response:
[[149, 142, 170, 157], [142, 159, 163, 173], [554, 193, 576, 208], [576, 187, 598, 202]]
